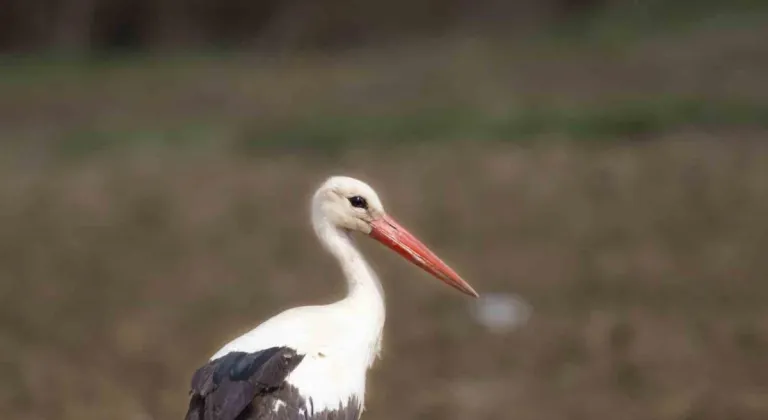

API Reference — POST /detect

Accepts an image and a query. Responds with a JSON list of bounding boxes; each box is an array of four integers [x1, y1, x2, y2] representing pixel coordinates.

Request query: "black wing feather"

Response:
[[185, 347, 304, 420]]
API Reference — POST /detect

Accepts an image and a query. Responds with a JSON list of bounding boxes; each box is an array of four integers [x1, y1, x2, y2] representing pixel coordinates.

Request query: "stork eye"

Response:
[[348, 196, 368, 209]]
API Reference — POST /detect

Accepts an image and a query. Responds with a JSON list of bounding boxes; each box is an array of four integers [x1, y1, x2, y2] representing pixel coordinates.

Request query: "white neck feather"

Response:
[[312, 209, 386, 314]]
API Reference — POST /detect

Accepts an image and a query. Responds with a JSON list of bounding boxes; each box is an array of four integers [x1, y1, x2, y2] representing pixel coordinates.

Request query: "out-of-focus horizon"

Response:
[[1, 1, 768, 419]]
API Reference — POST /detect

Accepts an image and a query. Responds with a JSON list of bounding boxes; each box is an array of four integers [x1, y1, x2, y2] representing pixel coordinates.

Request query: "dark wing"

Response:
[[185, 346, 305, 420]]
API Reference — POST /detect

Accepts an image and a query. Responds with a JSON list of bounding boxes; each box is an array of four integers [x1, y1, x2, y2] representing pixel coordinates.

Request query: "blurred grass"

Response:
[[20, 98, 765, 159], [235, 98, 768, 153], [2, 14, 768, 161], [572, 0, 768, 44]]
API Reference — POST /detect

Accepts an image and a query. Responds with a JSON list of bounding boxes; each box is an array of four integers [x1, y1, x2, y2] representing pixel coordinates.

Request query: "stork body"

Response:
[[185, 176, 477, 420]]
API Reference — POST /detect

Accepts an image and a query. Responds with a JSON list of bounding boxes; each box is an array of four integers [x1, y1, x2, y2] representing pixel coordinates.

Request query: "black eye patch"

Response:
[[348, 195, 368, 209]]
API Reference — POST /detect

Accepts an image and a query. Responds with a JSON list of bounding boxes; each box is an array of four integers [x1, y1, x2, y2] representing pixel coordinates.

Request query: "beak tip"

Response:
[[453, 279, 479, 298], [455, 277, 479, 298]]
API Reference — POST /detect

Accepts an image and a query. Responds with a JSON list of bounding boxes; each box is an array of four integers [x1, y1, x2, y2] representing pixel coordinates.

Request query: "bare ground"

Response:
[[1, 137, 768, 420]]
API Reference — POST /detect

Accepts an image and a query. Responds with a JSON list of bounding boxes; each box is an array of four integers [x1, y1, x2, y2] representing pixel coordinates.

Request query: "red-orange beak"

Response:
[[369, 214, 479, 298]]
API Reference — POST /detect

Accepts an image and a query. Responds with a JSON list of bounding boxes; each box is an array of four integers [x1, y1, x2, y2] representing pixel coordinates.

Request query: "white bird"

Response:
[[185, 176, 478, 420]]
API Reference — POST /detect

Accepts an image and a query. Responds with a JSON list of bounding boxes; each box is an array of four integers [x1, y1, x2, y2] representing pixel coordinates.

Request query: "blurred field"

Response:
[[3, 140, 768, 420], [2, 17, 768, 159], [2, 14, 768, 420]]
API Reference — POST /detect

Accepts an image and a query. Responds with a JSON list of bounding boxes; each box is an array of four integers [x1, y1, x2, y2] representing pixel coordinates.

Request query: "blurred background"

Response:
[[2, 0, 768, 419]]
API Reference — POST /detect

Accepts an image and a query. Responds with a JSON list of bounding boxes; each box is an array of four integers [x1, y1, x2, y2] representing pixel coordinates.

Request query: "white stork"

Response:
[[185, 176, 478, 420]]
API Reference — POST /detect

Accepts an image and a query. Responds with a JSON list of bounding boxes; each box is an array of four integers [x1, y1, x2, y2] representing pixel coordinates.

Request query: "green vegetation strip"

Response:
[[49, 98, 768, 158]]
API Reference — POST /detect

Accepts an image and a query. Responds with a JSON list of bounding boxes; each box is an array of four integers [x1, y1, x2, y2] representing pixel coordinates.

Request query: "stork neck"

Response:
[[313, 214, 385, 310]]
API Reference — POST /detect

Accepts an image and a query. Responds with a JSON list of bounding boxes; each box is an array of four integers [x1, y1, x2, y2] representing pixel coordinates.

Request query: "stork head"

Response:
[[313, 176, 479, 298]]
